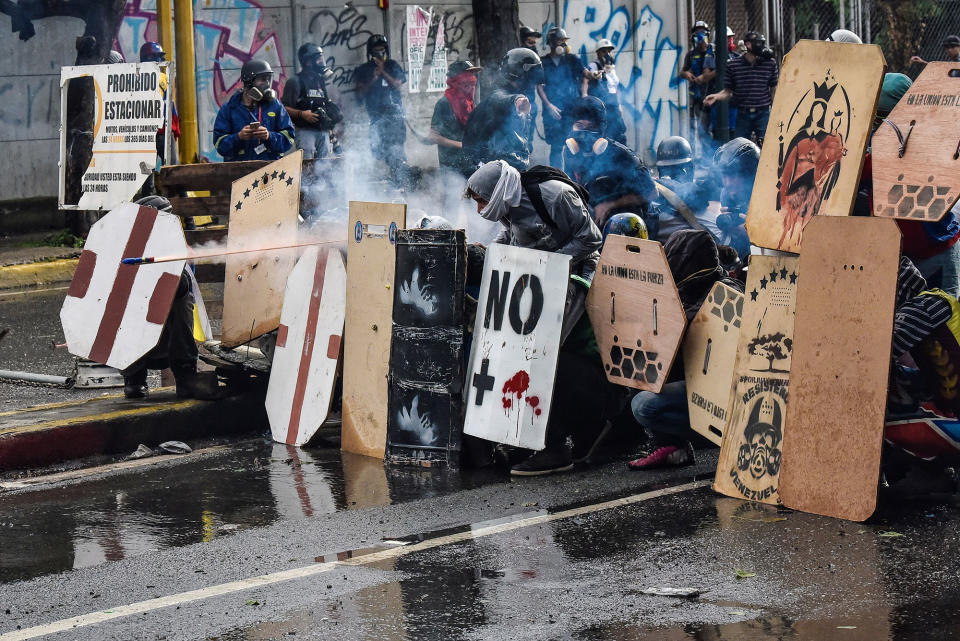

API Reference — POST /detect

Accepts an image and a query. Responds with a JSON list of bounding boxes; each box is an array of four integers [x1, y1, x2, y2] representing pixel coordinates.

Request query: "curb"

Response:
[[0, 258, 78, 291], [0, 388, 267, 472]]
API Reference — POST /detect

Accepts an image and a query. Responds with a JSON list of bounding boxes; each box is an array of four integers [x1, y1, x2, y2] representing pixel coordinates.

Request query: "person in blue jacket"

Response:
[[214, 59, 295, 162]]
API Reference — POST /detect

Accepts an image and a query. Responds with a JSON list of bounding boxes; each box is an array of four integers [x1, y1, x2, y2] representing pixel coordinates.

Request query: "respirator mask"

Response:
[[244, 75, 276, 103]]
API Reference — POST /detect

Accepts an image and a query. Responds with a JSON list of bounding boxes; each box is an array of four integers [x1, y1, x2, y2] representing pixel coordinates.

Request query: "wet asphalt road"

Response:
[[0, 438, 959, 640]]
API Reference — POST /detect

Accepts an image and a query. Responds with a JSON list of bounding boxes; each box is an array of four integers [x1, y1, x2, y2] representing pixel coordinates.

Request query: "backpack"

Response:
[[520, 165, 591, 229]]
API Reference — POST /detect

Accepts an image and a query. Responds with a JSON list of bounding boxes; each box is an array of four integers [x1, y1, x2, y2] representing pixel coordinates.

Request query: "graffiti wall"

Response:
[[0, 0, 688, 200]]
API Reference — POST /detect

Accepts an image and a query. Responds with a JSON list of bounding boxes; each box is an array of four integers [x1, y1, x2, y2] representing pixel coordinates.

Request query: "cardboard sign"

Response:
[[463, 244, 570, 450], [58, 62, 170, 210], [341, 201, 407, 458], [683, 282, 744, 446], [406, 5, 432, 92], [779, 217, 900, 521], [221, 151, 302, 347], [713, 255, 799, 505], [387, 230, 466, 465], [60, 203, 187, 370], [265, 247, 346, 447], [745, 41, 885, 252], [872, 63, 960, 221], [585, 236, 686, 393]]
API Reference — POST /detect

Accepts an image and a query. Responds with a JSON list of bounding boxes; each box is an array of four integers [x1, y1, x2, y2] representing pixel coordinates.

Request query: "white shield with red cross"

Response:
[[59, 203, 187, 371], [266, 246, 346, 446]]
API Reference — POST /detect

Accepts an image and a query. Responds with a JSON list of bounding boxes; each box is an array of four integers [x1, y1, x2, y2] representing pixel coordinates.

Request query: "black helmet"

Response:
[[519, 25, 542, 40], [367, 34, 389, 58], [546, 27, 568, 47], [570, 96, 606, 130], [501, 47, 542, 83], [298, 42, 324, 68], [656, 136, 693, 166], [241, 59, 273, 86], [714, 137, 760, 175], [944, 35, 960, 47], [134, 195, 173, 213]]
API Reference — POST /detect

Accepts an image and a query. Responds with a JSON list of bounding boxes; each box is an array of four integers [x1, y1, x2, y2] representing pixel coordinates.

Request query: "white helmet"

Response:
[[727, 26, 734, 37], [826, 29, 862, 44], [596, 38, 614, 53]]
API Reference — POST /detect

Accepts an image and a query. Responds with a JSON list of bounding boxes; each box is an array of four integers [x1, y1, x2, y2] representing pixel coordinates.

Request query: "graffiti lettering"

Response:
[[308, 5, 376, 51]]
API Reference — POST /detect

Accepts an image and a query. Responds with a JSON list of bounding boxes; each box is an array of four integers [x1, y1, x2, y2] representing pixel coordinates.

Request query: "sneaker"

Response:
[[510, 442, 574, 477], [123, 369, 148, 400], [627, 442, 695, 470]]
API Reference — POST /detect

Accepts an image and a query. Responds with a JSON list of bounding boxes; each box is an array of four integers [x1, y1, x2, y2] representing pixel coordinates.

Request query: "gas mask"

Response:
[[565, 129, 608, 156], [599, 53, 614, 66], [370, 48, 388, 62], [748, 37, 774, 60], [244, 82, 276, 104], [693, 31, 708, 47], [309, 55, 334, 82], [552, 43, 569, 56]]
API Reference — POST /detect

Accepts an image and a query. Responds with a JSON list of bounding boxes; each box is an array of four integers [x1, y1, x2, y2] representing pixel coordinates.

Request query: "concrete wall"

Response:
[[0, 0, 689, 201]]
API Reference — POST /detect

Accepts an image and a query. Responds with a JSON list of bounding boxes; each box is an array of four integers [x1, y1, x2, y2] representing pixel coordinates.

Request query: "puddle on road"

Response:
[[0, 439, 502, 584]]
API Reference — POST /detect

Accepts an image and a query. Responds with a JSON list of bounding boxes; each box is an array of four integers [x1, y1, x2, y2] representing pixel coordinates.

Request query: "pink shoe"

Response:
[[627, 443, 694, 470]]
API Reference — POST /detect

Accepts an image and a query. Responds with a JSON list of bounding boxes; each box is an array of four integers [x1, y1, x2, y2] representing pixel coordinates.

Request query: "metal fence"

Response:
[[693, 0, 960, 76]]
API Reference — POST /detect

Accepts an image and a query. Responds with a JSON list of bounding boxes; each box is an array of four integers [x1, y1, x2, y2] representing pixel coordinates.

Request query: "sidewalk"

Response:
[[0, 387, 268, 473], [0, 230, 80, 290]]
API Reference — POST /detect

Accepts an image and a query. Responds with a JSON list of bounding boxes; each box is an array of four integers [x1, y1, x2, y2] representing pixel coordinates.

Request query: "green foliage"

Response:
[[41, 230, 85, 248]]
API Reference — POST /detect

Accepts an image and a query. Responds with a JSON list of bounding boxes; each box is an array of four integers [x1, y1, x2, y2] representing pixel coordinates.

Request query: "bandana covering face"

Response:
[[466, 160, 522, 222], [445, 71, 478, 125]]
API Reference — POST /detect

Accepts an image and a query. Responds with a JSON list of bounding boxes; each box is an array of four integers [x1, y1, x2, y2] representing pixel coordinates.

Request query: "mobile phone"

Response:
[[248, 121, 260, 128]]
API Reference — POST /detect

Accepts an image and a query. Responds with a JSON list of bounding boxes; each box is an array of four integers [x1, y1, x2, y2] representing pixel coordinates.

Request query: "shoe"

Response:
[[174, 370, 223, 400], [123, 369, 148, 400], [627, 442, 695, 470], [510, 441, 574, 477]]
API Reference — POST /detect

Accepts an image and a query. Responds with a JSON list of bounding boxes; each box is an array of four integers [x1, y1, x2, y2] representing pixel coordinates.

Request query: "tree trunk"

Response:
[[471, 0, 519, 97]]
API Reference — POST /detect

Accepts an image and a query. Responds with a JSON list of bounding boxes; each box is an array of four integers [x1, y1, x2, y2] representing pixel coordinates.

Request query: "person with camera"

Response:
[[355, 34, 409, 181], [680, 21, 716, 143], [213, 59, 294, 162], [703, 31, 778, 146], [584, 39, 626, 144], [282, 43, 343, 159]]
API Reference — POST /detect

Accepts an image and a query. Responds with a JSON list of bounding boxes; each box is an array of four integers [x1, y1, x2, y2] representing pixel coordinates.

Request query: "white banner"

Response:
[[463, 244, 570, 450], [426, 20, 448, 93], [59, 62, 168, 210], [406, 5, 432, 93]]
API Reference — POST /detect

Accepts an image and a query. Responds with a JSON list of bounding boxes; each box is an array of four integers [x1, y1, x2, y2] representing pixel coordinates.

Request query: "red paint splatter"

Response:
[[526, 395, 540, 408], [501, 370, 530, 412], [535, 409, 542, 416]]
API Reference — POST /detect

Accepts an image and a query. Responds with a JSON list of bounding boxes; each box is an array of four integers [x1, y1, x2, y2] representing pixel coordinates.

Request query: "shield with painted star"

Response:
[[59, 202, 187, 370]]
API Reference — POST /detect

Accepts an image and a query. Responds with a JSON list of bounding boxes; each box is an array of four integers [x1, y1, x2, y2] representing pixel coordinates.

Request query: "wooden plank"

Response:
[[220, 151, 303, 347], [387, 230, 467, 466], [341, 201, 407, 459], [779, 217, 900, 521], [156, 161, 268, 194], [462, 244, 570, 451], [683, 282, 744, 446], [585, 236, 687, 393], [745, 41, 885, 253], [265, 247, 346, 446], [168, 196, 230, 219], [184, 227, 228, 247], [713, 254, 799, 505], [872, 63, 960, 221]]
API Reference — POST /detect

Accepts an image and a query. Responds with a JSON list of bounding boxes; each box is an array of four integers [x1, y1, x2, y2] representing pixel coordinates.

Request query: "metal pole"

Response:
[[715, 0, 729, 143], [813, 22, 819, 41], [156, 0, 174, 59], [0, 370, 72, 386], [789, 2, 796, 49], [174, 0, 200, 163], [839, 0, 845, 31]]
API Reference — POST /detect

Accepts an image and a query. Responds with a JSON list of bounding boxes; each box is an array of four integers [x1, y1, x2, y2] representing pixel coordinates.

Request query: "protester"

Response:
[[121, 196, 212, 401], [703, 31, 778, 145], [680, 21, 716, 142], [465, 160, 621, 475], [355, 34, 409, 182], [712, 137, 759, 259], [560, 96, 657, 233], [537, 27, 588, 167], [628, 229, 744, 469], [213, 59, 294, 162], [282, 43, 341, 160], [429, 60, 482, 173], [584, 39, 627, 144], [519, 25, 541, 51], [139, 42, 179, 165], [653, 135, 720, 242], [461, 48, 540, 173], [911, 34, 960, 66]]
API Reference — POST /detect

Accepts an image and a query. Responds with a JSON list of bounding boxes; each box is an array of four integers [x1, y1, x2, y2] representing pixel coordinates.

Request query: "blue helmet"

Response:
[[602, 213, 648, 246], [139, 41, 165, 63]]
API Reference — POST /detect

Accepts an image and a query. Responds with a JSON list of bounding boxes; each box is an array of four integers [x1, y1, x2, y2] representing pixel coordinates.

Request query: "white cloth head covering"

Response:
[[466, 160, 522, 222]]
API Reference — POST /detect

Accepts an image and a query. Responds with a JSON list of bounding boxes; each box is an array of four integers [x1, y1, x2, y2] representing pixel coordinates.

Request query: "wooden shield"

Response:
[[683, 282, 744, 446], [585, 236, 686, 393], [713, 254, 799, 505], [387, 230, 467, 466], [60, 203, 187, 370], [463, 244, 570, 451], [341, 201, 407, 458], [221, 151, 302, 347], [872, 63, 960, 222], [265, 247, 346, 447], [745, 41, 885, 253], [779, 217, 900, 521]]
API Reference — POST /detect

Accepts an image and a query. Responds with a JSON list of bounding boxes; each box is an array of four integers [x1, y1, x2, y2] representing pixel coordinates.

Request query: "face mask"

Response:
[[693, 32, 707, 46], [600, 53, 614, 66], [553, 44, 568, 56], [245, 85, 276, 103], [371, 50, 387, 61]]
